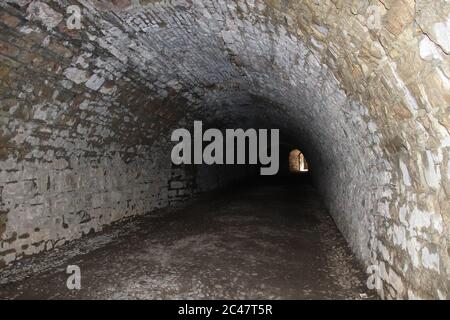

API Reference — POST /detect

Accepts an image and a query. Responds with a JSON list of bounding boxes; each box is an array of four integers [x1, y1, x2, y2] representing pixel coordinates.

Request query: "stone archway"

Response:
[[0, 0, 448, 299]]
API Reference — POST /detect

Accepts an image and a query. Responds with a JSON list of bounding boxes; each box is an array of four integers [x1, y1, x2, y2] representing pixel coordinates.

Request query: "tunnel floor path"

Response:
[[0, 177, 375, 299]]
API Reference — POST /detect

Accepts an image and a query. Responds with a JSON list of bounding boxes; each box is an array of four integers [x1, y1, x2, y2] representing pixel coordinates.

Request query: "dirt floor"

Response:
[[0, 177, 376, 299]]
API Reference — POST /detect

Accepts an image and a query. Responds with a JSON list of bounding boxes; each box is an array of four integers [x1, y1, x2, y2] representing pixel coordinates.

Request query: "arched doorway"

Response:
[[289, 149, 309, 173]]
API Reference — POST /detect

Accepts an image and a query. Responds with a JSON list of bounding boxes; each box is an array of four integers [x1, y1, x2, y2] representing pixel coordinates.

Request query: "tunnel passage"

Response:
[[0, 0, 449, 299]]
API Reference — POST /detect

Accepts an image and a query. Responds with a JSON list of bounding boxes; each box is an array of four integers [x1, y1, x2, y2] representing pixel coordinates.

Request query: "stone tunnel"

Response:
[[0, 0, 449, 300]]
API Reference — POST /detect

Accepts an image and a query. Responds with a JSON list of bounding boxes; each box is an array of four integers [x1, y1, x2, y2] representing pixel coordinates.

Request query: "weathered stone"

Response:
[[0, 12, 21, 28], [384, 0, 415, 36], [0, 0, 448, 300], [26, 1, 63, 31]]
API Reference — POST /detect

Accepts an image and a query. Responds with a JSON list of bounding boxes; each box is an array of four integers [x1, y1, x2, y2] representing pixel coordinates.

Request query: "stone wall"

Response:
[[0, 151, 172, 266], [0, 0, 448, 299]]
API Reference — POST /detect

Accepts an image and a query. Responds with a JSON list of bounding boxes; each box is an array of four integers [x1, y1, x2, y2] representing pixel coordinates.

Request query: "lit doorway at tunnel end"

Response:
[[289, 149, 309, 173]]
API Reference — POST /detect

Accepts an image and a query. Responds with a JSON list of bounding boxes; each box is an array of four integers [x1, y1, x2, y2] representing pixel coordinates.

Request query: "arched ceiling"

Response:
[[0, 0, 448, 299]]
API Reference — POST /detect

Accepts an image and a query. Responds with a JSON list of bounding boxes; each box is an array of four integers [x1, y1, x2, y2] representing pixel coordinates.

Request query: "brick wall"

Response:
[[0, 0, 448, 299]]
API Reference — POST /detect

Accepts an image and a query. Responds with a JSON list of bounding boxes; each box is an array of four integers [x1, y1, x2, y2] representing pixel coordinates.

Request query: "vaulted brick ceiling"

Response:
[[0, 0, 449, 299]]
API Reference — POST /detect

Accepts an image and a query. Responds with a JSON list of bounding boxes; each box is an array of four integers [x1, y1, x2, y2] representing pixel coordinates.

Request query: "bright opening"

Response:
[[289, 149, 309, 173]]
